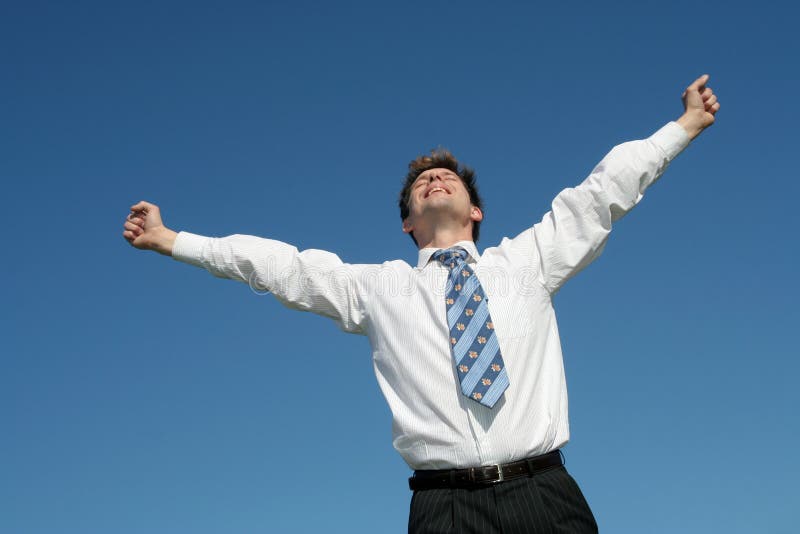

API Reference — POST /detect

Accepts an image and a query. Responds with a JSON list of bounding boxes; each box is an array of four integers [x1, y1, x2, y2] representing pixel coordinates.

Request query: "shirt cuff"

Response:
[[650, 121, 691, 161], [172, 231, 209, 268]]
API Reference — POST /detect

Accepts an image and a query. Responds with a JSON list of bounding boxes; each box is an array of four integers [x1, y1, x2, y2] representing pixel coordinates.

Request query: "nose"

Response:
[[428, 171, 444, 183]]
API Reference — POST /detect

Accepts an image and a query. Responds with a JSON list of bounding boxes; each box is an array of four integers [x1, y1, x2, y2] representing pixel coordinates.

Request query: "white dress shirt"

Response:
[[172, 122, 690, 470]]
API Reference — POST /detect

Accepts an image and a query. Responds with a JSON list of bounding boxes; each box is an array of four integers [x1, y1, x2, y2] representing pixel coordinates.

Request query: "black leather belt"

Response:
[[408, 450, 563, 491]]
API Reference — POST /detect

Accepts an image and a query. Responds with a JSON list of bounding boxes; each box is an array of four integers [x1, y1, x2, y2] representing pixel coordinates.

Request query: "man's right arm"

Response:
[[122, 201, 371, 334]]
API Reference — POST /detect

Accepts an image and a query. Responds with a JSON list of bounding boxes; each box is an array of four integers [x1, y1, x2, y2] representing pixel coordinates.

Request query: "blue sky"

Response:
[[2, 1, 799, 532]]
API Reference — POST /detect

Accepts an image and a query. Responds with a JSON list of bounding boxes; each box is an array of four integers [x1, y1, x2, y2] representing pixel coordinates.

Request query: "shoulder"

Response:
[[478, 229, 536, 265]]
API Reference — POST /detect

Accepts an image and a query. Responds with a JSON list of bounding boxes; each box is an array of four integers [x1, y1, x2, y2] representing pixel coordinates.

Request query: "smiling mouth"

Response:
[[425, 187, 447, 198]]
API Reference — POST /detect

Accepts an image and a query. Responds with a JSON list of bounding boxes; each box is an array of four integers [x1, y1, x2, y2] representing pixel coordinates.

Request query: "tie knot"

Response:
[[432, 247, 469, 268]]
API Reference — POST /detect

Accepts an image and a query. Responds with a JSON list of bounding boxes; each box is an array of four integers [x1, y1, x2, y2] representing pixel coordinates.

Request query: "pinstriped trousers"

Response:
[[408, 466, 598, 534]]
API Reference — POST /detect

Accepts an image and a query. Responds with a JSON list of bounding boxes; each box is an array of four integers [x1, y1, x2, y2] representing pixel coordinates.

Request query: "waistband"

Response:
[[408, 450, 563, 491]]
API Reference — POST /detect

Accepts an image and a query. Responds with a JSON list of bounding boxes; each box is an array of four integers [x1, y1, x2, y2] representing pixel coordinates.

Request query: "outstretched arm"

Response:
[[122, 201, 371, 334], [523, 74, 721, 294]]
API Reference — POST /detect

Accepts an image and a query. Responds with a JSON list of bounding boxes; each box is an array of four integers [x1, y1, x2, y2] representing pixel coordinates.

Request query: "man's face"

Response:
[[402, 167, 482, 238]]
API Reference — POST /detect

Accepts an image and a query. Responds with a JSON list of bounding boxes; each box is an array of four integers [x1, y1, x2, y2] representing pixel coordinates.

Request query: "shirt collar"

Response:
[[417, 241, 480, 269]]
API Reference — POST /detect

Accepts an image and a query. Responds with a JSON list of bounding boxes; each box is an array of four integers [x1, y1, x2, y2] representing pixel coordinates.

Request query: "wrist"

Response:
[[676, 111, 705, 141], [153, 227, 178, 256]]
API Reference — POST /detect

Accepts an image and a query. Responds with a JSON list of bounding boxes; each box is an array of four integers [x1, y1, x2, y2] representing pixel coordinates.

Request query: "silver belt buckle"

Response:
[[469, 464, 505, 485], [491, 463, 504, 484], [497, 464, 505, 483]]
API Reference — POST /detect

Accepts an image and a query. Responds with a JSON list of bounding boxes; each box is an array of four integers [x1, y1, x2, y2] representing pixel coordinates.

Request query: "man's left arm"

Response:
[[527, 75, 720, 295]]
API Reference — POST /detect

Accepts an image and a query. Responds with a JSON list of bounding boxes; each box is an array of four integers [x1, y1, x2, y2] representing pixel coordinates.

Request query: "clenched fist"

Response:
[[677, 74, 721, 140], [122, 201, 177, 256]]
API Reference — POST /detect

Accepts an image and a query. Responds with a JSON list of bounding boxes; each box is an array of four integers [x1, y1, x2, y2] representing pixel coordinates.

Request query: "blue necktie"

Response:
[[432, 247, 509, 408]]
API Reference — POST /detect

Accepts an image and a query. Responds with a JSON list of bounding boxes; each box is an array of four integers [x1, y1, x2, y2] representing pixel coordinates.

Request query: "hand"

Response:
[[122, 200, 177, 256], [677, 74, 721, 140]]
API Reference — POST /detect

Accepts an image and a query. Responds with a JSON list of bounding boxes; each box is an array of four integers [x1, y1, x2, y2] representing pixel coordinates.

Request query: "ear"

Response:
[[470, 206, 484, 223], [402, 218, 413, 234]]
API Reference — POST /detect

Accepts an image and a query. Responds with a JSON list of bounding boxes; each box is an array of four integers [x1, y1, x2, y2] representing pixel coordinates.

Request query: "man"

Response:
[[123, 75, 720, 533]]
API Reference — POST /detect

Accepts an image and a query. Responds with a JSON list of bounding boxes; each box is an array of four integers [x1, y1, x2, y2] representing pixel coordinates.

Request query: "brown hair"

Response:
[[398, 148, 483, 246]]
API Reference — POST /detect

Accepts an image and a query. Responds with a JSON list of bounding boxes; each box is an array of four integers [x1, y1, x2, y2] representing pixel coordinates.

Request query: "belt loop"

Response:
[[558, 449, 565, 466], [525, 458, 536, 477]]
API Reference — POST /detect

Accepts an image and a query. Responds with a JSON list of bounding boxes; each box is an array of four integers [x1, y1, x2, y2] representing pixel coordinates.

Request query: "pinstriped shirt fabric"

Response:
[[172, 122, 690, 471]]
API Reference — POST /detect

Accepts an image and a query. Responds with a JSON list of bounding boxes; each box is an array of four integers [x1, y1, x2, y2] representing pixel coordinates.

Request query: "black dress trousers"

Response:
[[408, 465, 598, 534]]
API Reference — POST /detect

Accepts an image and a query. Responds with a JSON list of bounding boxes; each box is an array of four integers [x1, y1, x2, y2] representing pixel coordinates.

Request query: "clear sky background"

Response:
[[2, 1, 799, 533]]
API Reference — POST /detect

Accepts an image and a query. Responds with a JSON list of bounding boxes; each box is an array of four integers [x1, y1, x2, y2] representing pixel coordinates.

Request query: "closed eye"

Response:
[[414, 171, 458, 186]]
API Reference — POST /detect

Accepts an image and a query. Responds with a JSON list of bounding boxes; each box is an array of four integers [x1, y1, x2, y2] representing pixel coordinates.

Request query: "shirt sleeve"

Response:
[[171, 232, 370, 335], [528, 121, 690, 295]]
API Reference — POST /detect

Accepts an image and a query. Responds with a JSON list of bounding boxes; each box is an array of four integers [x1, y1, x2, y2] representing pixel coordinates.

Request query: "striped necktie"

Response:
[[432, 247, 509, 408]]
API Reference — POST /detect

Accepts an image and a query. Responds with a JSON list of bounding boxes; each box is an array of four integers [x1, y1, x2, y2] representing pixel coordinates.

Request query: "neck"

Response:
[[414, 222, 474, 250]]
